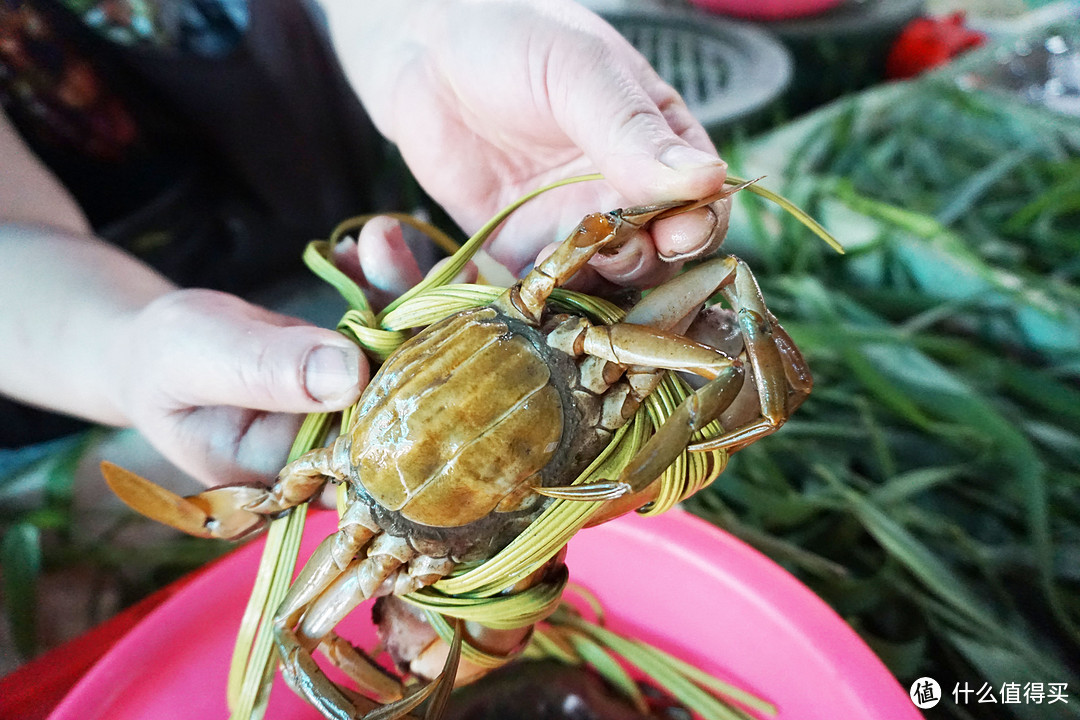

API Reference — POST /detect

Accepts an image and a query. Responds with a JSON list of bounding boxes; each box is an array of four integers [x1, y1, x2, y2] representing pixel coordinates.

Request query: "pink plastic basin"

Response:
[[48, 508, 917, 720], [687, 0, 845, 21]]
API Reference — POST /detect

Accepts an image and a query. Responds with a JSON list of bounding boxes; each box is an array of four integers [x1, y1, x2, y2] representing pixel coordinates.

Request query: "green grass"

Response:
[[687, 75, 1080, 719]]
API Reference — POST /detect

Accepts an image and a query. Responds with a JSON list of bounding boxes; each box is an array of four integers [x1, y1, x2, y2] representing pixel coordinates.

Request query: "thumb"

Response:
[[129, 289, 367, 415]]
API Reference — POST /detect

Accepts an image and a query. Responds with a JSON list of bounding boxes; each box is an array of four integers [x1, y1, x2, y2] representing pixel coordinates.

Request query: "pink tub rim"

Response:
[[48, 507, 919, 720]]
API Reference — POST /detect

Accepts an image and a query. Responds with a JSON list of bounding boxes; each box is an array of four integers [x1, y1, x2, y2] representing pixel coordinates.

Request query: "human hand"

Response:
[[320, 0, 730, 289], [101, 222, 426, 488], [0, 118, 429, 493], [104, 288, 363, 486]]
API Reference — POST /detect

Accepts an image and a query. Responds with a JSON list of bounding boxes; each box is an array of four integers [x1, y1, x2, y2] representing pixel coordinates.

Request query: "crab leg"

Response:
[[276, 624, 438, 720], [290, 533, 418, 647], [274, 500, 380, 630], [498, 179, 759, 325], [274, 527, 462, 720], [687, 259, 812, 453], [611, 256, 810, 485], [101, 435, 351, 541], [542, 254, 810, 502], [319, 632, 405, 703], [536, 327, 745, 502], [497, 211, 636, 323], [621, 255, 735, 330]]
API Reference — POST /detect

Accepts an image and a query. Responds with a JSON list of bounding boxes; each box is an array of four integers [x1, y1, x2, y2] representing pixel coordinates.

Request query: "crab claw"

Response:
[[102, 461, 267, 540], [617, 176, 763, 229]]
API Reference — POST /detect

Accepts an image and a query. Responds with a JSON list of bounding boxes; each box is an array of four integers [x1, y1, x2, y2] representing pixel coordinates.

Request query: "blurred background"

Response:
[[2, 1, 1078, 718]]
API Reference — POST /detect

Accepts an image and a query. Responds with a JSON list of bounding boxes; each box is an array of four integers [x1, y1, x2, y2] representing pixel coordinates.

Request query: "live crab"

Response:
[[105, 179, 812, 719]]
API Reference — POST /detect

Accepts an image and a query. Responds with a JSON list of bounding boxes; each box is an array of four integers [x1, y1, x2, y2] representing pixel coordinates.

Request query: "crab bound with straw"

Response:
[[103, 173, 841, 720]]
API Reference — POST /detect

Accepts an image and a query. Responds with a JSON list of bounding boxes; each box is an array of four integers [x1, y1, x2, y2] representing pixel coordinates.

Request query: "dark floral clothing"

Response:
[[1, 0, 386, 287], [1, 0, 392, 445], [1, 1, 137, 160]]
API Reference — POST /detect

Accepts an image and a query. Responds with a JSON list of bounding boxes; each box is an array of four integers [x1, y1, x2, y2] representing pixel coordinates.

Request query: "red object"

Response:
[[0, 567, 207, 720], [687, 0, 844, 20], [886, 12, 987, 79]]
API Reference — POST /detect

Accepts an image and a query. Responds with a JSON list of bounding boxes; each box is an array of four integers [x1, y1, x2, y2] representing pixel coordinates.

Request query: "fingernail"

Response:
[[304, 344, 360, 403], [658, 145, 725, 171], [658, 206, 719, 261]]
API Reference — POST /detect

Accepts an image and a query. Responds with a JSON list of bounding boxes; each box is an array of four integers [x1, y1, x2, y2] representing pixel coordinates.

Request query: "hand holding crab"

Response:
[[78, 0, 730, 494], [105, 177, 813, 719]]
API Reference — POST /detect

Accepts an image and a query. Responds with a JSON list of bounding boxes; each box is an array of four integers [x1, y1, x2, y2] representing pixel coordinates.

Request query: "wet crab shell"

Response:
[[342, 305, 604, 558]]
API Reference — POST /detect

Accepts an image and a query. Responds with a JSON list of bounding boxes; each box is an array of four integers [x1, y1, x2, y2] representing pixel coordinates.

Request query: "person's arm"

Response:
[[0, 108, 368, 485], [0, 108, 90, 234], [0, 227, 171, 426], [0, 108, 174, 425]]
